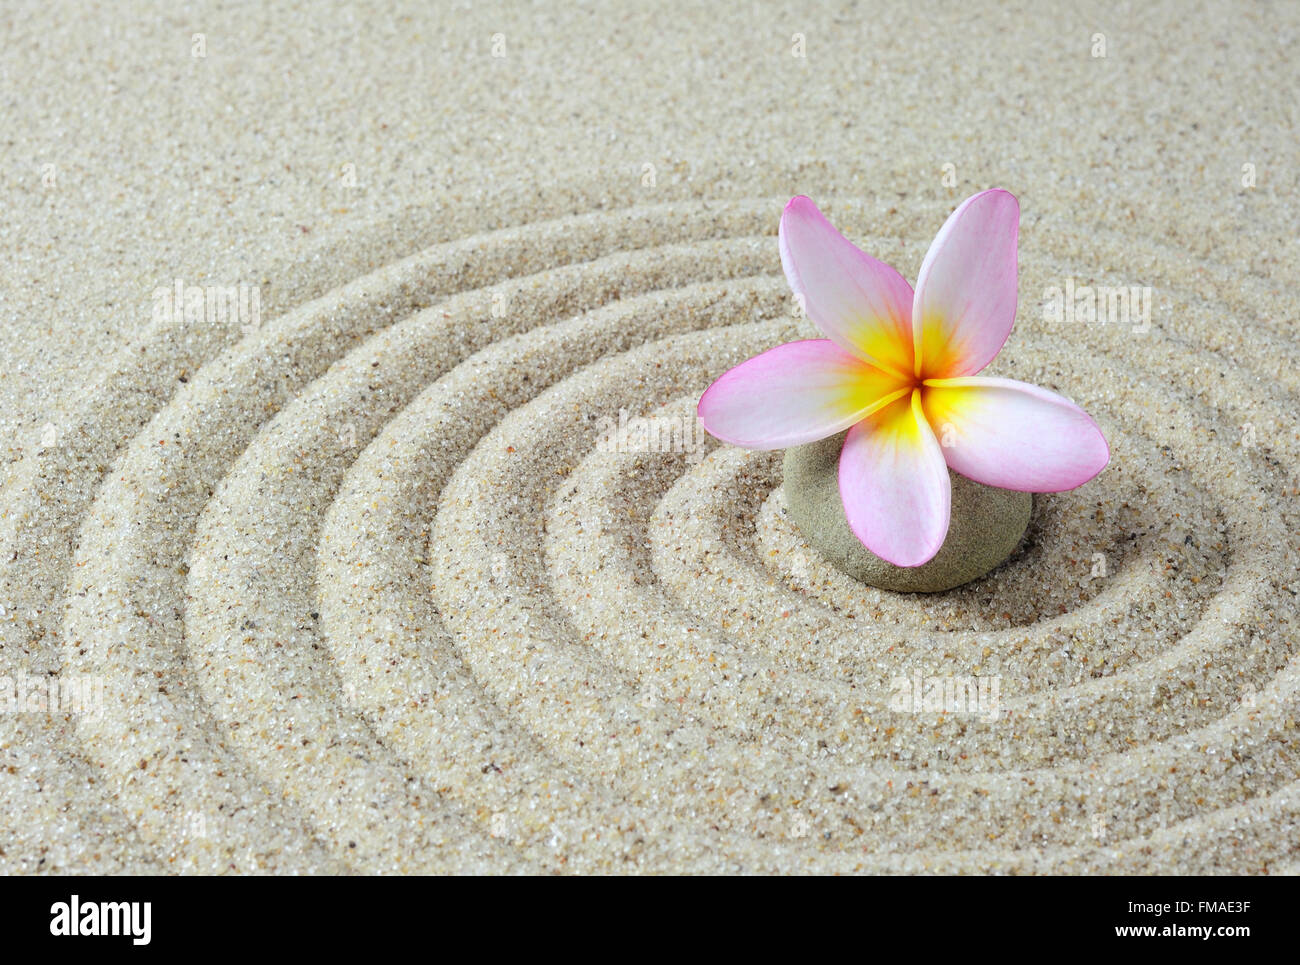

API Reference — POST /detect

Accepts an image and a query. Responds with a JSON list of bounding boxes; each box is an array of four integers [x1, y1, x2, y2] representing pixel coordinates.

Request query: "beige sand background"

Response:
[[1, 0, 1297, 873]]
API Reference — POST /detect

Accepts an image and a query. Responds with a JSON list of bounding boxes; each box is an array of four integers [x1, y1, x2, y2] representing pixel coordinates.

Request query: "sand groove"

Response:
[[3, 197, 1296, 872]]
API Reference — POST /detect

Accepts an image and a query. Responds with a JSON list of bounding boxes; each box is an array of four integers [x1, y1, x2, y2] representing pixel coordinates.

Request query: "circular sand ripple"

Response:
[[3, 194, 1297, 873]]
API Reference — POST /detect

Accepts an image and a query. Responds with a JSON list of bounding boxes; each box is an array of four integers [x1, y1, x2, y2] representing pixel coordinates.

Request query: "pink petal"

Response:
[[838, 390, 952, 567], [912, 189, 1020, 378], [779, 196, 916, 379], [698, 339, 908, 449], [921, 376, 1110, 491]]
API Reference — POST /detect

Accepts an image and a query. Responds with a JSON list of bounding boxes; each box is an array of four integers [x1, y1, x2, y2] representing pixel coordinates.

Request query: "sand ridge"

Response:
[[2, 181, 1295, 872]]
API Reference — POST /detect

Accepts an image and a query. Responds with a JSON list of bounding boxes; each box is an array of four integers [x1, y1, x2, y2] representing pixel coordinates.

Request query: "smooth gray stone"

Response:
[[783, 431, 1031, 592]]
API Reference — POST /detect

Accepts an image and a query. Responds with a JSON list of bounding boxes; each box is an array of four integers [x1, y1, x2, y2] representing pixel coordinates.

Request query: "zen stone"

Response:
[[783, 431, 1032, 592]]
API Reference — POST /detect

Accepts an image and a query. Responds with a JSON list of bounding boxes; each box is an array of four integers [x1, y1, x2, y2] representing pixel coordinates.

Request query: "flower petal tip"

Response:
[[867, 539, 944, 568], [982, 186, 1019, 204], [1069, 420, 1112, 490]]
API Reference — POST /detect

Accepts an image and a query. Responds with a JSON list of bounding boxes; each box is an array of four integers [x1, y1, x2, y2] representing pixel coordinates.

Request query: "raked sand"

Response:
[[1, 1, 1297, 873]]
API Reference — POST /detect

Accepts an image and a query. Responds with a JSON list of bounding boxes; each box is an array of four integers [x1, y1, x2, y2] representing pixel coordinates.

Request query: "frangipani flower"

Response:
[[698, 190, 1109, 567]]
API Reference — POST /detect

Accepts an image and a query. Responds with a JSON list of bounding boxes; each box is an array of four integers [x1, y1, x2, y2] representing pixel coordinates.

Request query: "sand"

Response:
[[1, 0, 1297, 874]]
